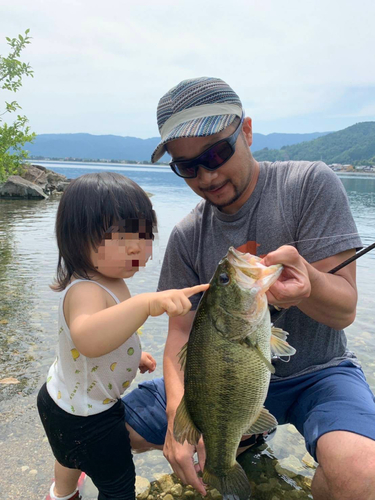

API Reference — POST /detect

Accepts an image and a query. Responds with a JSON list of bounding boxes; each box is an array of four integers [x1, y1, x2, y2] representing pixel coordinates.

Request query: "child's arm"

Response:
[[65, 282, 209, 358]]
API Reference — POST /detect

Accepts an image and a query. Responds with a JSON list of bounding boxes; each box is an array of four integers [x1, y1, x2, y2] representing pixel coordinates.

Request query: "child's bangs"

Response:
[[105, 218, 155, 239], [95, 174, 157, 241]]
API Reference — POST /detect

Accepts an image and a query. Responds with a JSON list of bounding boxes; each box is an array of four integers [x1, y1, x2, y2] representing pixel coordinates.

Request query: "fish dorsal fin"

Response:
[[243, 336, 275, 374], [270, 328, 296, 357], [173, 396, 201, 446], [245, 407, 278, 435], [177, 342, 188, 371]]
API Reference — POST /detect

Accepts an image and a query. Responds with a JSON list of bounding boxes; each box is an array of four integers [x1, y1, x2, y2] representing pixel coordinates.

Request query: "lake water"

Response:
[[1, 161, 375, 497]]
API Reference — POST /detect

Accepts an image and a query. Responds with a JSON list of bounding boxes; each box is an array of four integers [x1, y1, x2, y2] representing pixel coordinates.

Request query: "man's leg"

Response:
[[288, 361, 375, 500], [125, 423, 163, 453], [312, 431, 375, 500], [122, 378, 168, 452]]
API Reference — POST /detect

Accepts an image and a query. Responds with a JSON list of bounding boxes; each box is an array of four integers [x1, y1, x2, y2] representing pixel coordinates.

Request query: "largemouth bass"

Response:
[[173, 247, 296, 500]]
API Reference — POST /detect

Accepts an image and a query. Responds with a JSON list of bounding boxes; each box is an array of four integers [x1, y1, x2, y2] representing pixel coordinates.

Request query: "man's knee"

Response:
[[314, 431, 375, 499], [126, 423, 163, 453]]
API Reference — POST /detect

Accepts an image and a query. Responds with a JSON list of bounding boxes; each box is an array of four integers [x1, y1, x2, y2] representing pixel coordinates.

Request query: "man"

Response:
[[123, 77, 375, 500]]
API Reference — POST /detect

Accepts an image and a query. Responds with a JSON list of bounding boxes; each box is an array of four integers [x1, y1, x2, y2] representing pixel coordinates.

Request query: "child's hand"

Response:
[[139, 352, 156, 374], [148, 284, 209, 318]]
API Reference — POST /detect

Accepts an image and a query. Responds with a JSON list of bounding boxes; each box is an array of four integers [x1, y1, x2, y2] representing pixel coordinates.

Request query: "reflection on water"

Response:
[[0, 166, 374, 493]]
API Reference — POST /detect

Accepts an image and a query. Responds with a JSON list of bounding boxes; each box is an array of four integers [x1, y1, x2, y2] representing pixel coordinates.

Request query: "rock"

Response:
[[289, 490, 307, 498], [170, 484, 183, 497], [302, 451, 316, 468], [136, 476, 151, 500], [286, 424, 299, 434], [0, 176, 48, 199], [275, 455, 305, 479], [21, 466, 29, 472], [56, 181, 70, 192], [302, 476, 312, 489], [155, 474, 176, 493], [208, 488, 222, 500], [182, 491, 195, 499], [21, 164, 48, 188], [0, 377, 20, 385], [256, 482, 274, 492], [163, 495, 174, 500], [28, 469, 37, 475], [1, 164, 70, 199], [46, 169, 68, 189]]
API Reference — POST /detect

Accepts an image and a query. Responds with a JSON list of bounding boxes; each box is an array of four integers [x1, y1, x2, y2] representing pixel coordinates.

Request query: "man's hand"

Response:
[[261, 245, 311, 308], [163, 424, 207, 496], [138, 351, 156, 374]]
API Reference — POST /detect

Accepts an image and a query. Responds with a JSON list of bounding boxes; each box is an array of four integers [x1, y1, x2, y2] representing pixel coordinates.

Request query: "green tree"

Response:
[[0, 29, 36, 182]]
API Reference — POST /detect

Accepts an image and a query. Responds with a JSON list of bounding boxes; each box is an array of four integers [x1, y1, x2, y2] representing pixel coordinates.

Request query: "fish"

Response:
[[173, 247, 296, 500]]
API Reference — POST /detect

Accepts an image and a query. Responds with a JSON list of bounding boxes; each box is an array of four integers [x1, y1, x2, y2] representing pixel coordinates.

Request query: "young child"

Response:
[[37, 172, 208, 500]]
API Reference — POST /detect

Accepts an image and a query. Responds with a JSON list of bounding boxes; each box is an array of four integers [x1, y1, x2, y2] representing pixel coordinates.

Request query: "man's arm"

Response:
[[163, 311, 207, 496], [263, 246, 357, 329]]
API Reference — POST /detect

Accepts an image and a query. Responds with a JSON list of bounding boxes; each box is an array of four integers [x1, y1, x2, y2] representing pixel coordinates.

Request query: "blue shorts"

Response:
[[123, 360, 375, 462]]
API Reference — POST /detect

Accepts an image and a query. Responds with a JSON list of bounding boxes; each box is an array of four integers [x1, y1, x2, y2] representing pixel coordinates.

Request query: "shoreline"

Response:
[[30, 160, 375, 174], [28, 159, 170, 168]]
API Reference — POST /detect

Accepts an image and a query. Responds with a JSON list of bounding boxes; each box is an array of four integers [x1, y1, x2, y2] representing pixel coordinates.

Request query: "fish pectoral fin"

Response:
[[270, 330, 296, 357], [271, 326, 289, 341], [245, 407, 278, 435], [177, 342, 188, 371], [173, 396, 201, 446], [244, 337, 275, 374]]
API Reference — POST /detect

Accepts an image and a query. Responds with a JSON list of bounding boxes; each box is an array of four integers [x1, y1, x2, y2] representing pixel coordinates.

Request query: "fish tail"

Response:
[[203, 463, 251, 500]]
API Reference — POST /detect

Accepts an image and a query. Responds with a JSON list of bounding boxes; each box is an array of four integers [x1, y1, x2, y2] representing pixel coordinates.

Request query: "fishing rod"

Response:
[[327, 242, 375, 274], [270, 241, 375, 325]]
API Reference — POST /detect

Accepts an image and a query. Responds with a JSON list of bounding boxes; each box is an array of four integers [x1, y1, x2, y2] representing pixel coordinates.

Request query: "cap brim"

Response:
[[151, 114, 238, 163]]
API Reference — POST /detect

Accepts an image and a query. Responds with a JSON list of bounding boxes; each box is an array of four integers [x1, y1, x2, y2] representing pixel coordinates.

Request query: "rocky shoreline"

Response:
[[0, 164, 70, 199]]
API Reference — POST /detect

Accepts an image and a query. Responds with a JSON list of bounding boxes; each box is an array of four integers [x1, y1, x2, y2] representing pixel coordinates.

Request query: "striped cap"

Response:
[[151, 77, 243, 163]]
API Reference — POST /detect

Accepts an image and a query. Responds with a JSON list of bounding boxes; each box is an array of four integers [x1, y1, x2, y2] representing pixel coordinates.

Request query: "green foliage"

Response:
[[253, 122, 375, 166], [0, 29, 36, 182]]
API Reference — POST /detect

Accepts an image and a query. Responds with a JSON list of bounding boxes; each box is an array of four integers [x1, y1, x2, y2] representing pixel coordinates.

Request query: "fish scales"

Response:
[[185, 294, 271, 474]]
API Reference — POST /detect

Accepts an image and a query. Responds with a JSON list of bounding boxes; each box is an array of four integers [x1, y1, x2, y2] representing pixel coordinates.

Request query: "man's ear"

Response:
[[242, 117, 253, 147]]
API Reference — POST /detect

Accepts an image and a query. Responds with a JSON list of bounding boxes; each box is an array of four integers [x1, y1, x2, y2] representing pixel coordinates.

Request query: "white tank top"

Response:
[[46, 279, 142, 416]]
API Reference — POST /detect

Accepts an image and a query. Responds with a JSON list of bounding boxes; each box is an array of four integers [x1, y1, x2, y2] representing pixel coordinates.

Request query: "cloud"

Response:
[[1, 0, 375, 136]]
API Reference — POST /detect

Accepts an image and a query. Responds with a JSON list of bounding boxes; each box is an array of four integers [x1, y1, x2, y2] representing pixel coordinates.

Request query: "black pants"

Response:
[[37, 383, 135, 500]]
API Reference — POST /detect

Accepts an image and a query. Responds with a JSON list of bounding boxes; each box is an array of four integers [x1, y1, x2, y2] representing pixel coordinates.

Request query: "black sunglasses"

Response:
[[169, 114, 244, 179]]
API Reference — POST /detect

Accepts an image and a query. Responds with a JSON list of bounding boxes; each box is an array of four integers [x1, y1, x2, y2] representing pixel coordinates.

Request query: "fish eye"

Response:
[[219, 273, 230, 285]]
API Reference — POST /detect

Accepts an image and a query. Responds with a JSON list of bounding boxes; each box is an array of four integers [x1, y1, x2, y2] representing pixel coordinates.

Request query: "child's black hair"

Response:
[[52, 172, 157, 291]]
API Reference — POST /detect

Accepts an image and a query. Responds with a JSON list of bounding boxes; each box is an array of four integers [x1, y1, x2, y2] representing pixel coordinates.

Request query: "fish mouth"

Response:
[[227, 247, 283, 293]]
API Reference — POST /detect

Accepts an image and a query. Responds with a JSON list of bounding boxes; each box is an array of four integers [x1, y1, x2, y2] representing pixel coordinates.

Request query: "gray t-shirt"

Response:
[[158, 161, 362, 379]]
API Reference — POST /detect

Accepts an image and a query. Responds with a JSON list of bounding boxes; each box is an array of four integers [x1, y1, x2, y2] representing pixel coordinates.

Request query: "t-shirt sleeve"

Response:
[[157, 225, 201, 309], [295, 162, 362, 263]]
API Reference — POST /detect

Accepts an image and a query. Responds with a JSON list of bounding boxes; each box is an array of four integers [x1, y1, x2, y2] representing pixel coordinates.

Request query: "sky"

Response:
[[1, 0, 375, 138]]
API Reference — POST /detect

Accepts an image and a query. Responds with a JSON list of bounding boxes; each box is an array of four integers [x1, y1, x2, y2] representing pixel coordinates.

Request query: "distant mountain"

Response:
[[254, 122, 375, 165], [252, 131, 329, 151], [25, 134, 169, 163], [25, 131, 331, 162]]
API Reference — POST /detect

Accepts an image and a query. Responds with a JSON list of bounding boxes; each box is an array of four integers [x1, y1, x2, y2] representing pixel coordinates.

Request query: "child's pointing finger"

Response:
[[182, 284, 210, 298]]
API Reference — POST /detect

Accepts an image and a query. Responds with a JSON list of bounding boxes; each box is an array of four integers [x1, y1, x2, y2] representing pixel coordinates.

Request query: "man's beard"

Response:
[[204, 176, 250, 210]]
